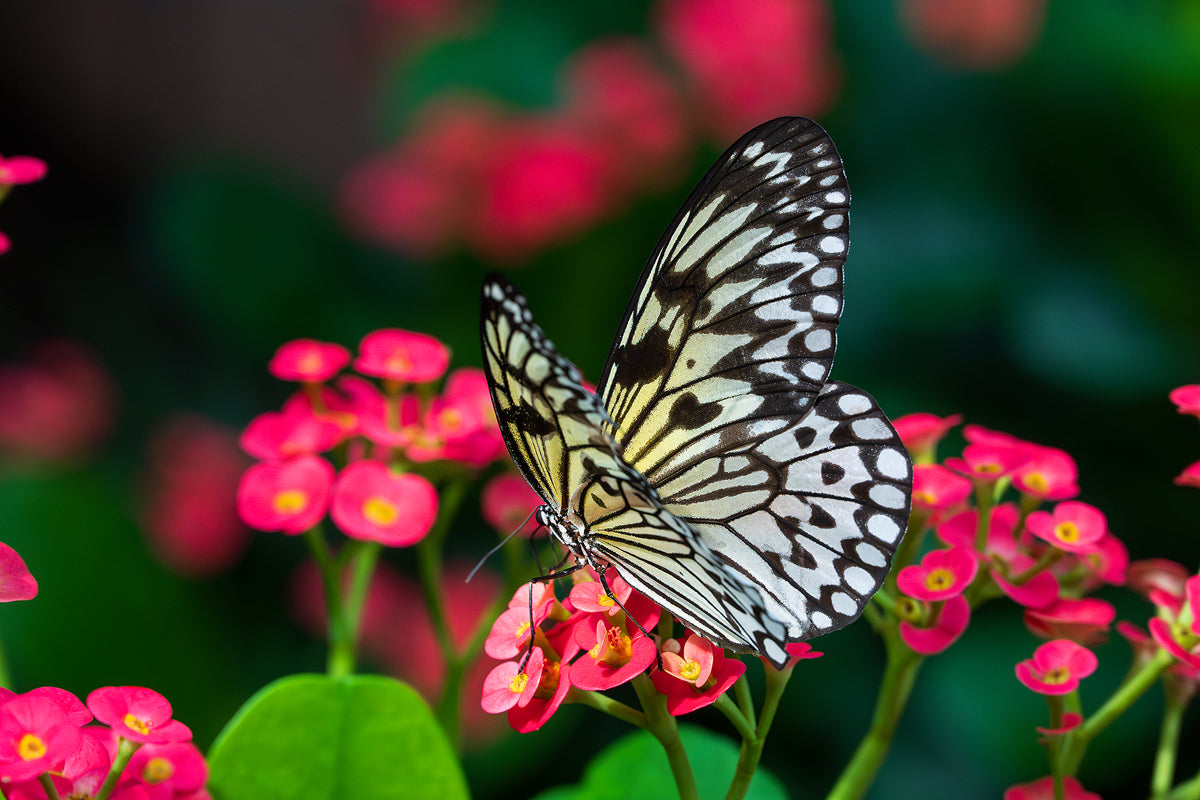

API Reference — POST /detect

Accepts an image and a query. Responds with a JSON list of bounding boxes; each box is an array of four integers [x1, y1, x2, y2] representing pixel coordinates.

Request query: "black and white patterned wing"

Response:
[[480, 275, 617, 509], [596, 117, 912, 642]]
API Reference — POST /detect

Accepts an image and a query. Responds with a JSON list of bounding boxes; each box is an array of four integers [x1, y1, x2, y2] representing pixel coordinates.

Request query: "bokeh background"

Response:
[[2, 0, 1200, 797]]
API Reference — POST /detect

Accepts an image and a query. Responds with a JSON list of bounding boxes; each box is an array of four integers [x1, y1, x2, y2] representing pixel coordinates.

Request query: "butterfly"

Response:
[[480, 117, 912, 669]]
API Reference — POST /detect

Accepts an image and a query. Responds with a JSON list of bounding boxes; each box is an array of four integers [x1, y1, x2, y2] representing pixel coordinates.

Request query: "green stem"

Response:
[[826, 643, 923, 800], [94, 738, 140, 800], [734, 675, 757, 730], [1163, 770, 1200, 800], [633, 674, 698, 800], [973, 482, 995, 554], [725, 663, 794, 800], [343, 542, 382, 648], [305, 526, 357, 678], [1152, 695, 1187, 795], [37, 774, 60, 800], [1061, 648, 1174, 774], [573, 689, 648, 729], [0, 635, 11, 690], [715, 692, 757, 742]]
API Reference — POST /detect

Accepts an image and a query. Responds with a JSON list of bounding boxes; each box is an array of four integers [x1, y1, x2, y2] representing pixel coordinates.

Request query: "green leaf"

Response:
[[207, 674, 468, 800], [531, 725, 786, 800]]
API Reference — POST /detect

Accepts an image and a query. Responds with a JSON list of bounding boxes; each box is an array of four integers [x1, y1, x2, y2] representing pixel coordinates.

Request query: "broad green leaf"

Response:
[[531, 725, 786, 800], [207, 673, 468, 800]]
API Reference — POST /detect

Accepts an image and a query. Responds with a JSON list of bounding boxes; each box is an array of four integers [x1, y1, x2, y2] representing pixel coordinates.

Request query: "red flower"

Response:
[[903, 0, 1047, 70], [236, 456, 334, 534], [0, 154, 47, 185], [354, 329, 450, 384], [1023, 598, 1114, 645], [897, 548, 977, 601], [139, 415, 250, 577], [911, 464, 972, 515], [268, 339, 350, 383], [651, 635, 747, 715], [1170, 384, 1200, 418], [0, 692, 82, 782], [0, 542, 37, 602], [330, 460, 438, 547], [892, 413, 962, 462], [944, 441, 1030, 480], [484, 604, 553, 661], [87, 687, 191, 745], [1015, 640, 1098, 695], [1012, 446, 1079, 501], [508, 659, 572, 733], [1004, 775, 1099, 800], [899, 595, 970, 655], [1026, 502, 1107, 555], [656, 0, 838, 140], [782, 642, 824, 668], [570, 620, 658, 691], [1175, 461, 1200, 489]]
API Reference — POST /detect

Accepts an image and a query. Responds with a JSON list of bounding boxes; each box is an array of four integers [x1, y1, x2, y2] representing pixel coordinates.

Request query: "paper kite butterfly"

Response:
[[480, 117, 913, 669]]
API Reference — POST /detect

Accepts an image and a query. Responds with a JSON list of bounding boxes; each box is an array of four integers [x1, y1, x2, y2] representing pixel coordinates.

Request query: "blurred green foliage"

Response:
[[2, 1, 1199, 798]]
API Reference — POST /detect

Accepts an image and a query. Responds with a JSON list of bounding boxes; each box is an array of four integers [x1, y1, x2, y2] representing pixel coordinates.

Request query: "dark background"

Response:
[[2, 1, 1199, 797]]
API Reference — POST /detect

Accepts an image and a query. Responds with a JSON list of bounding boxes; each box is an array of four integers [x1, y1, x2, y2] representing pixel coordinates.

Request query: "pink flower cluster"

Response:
[[342, 0, 838, 263], [0, 685, 206, 800], [236, 331, 505, 546], [0, 152, 47, 256], [479, 568, 820, 732]]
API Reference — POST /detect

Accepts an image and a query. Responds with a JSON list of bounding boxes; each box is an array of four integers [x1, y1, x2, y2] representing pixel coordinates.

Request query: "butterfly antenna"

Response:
[[466, 509, 539, 583]]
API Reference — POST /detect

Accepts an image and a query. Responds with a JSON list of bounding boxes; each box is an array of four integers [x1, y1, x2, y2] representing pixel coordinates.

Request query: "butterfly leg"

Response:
[[597, 564, 664, 671], [520, 563, 584, 670]]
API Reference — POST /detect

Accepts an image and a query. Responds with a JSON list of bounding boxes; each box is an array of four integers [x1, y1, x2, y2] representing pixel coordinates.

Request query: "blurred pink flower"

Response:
[[140, 415, 250, 577], [1015, 639, 1098, 695], [0, 231, 9, 255], [123, 741, 209, 798], [0, 154, 47, 185], [1023, 598, 1114, 645], [1004, 775, 1099, 800], [1170, 384, 1200, 417], [897, 547, 977, 601], [657, 0, 838, 140], [86, 686, 191, 745], [240, 406, 346, 461], [899, 594, 970, 655], [1175, 461, 1200, 489], [0, 542, 37, 602], [481, 472, 542, 536], [0, 692, 81, 782], [268, 339, 350, 383], [0, 340, 116, 463], [236, 455, 334, 534], [911, 463, 972, 516], [329, 460, 439, 547], [1012, 446, 1079, 501], [902, 0, 1046, 70], [1026, 502, 1107, 555], [892, 412, 962, 462], [355, 329, 450, 384]]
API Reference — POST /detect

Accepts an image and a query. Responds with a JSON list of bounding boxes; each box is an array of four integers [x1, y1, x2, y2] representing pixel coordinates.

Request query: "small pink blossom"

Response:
[[893, 413, 962, 461], [1023, 598, 1114, 645], [0, 155, 47, 185], [1170, 384, 1200, 417], [937, 503, 1020, 560], [899, 595, 970, 655], [1004, 775, 1100, 800], [944, 441, 1031, 480], [354, 329, 450, 384], [1128, 559, 1191, 603], [269, 339, 350, 383], [236, 456, 334, 534], [992, 557, 1060, 609], [897, 548, 977, 601], [1175, 461, 1200, 488], [0, 542, 37, 602], [911, 464, 972, 514], [484, 605, 551, 661], [1149, 618, 1200, 669], [0, 231, 9, 255], [482, 473, 542, 536], [783, 642, 824, 668], [123, 741, 209, 798], [1025, 501, 1107, 555], [0, 692, 83, 782], [87, 687, 191, 745], [330, 460, 438, 547], [240, 407, 345, 461], [1012, 446, 1079, 500], [1015, 639, 1098, 695], [508, 659, 572, 733], [568, 575, 633, 616], [658, 634, 716, 688], [651, 638, 747, 715], [1079, 533, 1128, 586], [570, 621, 658, 691], [481, 648, 544, 713]]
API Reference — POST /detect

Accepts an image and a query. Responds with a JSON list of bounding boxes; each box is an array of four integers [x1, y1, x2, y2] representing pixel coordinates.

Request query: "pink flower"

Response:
[[937, 503, 1020, 559], [1035, 712, 1082, 736], [481, 648, 544, 713], [657, 0, 838, 140], [893, 413, 962, 461], [570, 620, 658, 691], [651, 636, 747, 715], [1024, 598, 1114, 645], [899, 595, 970, 655], [0, 231, 9, 255], [992, 557, 1060, 609], [139, 415, 250, 577], [0, 340, 116, 462], [897, 548, 978, 601], [944, 441, 1031, 480], [482, 473, 542, 536], [236, 455, 334, 534], [1078, 532, 1128, 586], [1012, 447, 1079, 500], [783, 642, 824, 668], [123, 741, 208, 798], [508, 659, 572, 733], [1148, 617, 1200, 668], [268, 339, 350, 383], [568, 575, 633, 616], [0, 692, 82, 782], [330, 460, 438, 546], [1170, 384, 1200, 418], [87, 687, 191, 745], [0, 155, 47, 185], [1015, 640, 1098, 695], [1004, 775, 1100, 800], [1026, 502, 1107, 555], [354, 329, 450, 384], [1128, 559, 1191, 603], [658, 634, 715, 688], [911, 464, 972, 515], [903, 0, 1047, 70], [1175, 461, 1200, 489], [1187, 576, 1200, 636], [0, 542, 37, 602], [240, 406, 346, 461]]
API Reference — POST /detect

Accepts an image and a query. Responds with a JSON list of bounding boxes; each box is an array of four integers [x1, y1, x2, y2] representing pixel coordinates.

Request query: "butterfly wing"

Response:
[[597, 117, 912, 642]]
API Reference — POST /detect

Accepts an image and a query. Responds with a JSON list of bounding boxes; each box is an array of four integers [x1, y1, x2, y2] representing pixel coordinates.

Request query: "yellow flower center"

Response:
[[1042, 666, 1070, 685], [978, 462, 1002, 473], [384, 352, 413, 374], [1055, 521, 1079, 543], [143, 757, 175, 784], [297, 352, 322, 376], [508, 673, 529, 694], [124, 713, 151, 735], [17, 733, 46, 761], [1024, 472, 1048, 492], [514, 621, 530, 640], [273, 489, 308, 514], [438, 408, 464, 432], [363, 496, 398, 527], [679, 659, 702, 682], [925, 568, 954, 592], [913, 490, 936, 506], [534, 661, 561, 700], [597, 593, 615, 608]]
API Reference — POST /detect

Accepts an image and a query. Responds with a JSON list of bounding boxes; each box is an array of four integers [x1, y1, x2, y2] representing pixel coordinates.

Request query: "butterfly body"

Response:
[[481, 117, 913, 669]]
